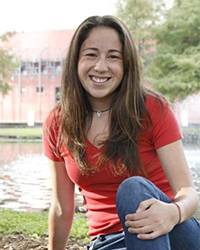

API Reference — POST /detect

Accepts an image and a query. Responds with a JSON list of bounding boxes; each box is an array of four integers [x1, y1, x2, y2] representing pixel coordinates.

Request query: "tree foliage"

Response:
[[116, 0, 166, 58], [147, 0, 200, 101], [0, 32, 18, 96]]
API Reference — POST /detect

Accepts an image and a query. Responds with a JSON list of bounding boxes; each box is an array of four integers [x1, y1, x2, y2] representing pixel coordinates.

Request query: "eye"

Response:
[[85, 53, 97, 57], [108, 54, 122, 59]]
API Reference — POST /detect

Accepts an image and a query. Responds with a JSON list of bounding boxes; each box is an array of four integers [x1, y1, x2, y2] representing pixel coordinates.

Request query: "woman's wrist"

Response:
[[172, 202, 182, 224]]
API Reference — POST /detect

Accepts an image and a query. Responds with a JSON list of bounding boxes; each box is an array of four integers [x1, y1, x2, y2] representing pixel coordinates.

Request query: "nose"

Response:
[[94, 57, 108, 72]]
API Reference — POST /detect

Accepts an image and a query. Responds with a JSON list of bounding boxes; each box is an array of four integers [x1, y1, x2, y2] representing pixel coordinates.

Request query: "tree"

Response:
[[0, 32, 18, 96], [147, 0, 200, 101], [116, 0, 166, 61]]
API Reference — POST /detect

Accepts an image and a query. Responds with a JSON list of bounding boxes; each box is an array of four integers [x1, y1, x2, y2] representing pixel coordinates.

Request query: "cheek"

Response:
[[116, 64, 124, 81], [77, 64, 87, 84], [77, 62, 82, 79], [77, 63, 89, 92], [78, 60, 91, 79]]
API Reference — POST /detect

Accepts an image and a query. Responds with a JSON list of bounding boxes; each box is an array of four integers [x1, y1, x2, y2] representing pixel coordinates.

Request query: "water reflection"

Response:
[[184, 146, 200, 194], [0, 142, 50, 211], [0, 142, 42, 165], [0, 142, 200, 212]]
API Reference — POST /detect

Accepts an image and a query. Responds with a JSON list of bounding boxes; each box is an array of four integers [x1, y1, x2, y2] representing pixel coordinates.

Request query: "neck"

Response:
[[92, 107, 111, 118], [88, 96, 112, 112]]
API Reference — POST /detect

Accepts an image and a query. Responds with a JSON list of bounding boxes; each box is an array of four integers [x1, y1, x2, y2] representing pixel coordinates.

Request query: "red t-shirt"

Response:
[[43, 94, 182, 237]]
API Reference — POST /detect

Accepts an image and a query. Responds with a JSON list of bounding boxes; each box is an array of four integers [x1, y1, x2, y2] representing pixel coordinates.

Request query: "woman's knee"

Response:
[[116, 176, 152, 214], [116, 176, 151, 200], [118, 176, 148, 190]]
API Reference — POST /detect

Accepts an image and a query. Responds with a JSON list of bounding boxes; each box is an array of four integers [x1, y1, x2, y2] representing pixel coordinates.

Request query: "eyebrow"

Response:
[[81, 47, 98, 52], [81, 47, 122, 53]]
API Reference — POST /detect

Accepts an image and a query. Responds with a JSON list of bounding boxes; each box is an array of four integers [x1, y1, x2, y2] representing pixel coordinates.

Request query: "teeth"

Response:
[[91, 76, 109, 83]]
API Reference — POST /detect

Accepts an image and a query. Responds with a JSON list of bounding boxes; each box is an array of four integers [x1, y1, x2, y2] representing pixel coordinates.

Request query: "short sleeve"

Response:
[[42, 109, 64, 162], [146, 95, 182, 149]]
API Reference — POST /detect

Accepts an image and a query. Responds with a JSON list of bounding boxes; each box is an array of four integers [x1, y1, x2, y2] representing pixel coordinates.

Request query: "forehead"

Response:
[[80, 26, 122, 51]]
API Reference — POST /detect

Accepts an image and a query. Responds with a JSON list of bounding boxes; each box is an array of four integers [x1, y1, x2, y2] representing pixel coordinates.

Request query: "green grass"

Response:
[[0, 127, 42, 137], [0, 209, 88, 241], [0, 209, 48, 236]]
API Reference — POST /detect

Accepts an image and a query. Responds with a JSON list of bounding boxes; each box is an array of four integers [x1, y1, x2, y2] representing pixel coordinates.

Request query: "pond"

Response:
[[0, 142, 200, 213], [0, 142, 50, 211]]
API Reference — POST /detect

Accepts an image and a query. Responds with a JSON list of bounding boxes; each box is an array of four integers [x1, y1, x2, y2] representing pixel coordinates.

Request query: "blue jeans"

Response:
[[87, 176, 200, 250]]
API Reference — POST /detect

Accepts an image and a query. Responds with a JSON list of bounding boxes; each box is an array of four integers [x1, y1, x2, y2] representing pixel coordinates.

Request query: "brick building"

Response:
[[0, 30, 74, 124], [0, 30, 199, 126]]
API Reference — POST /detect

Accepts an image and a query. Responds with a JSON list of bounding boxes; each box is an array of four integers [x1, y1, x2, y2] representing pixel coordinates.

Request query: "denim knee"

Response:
[[116, 177, 149, 216], [116, 176, 154, 201], [116, 176, 170, 218], [118, 176, 149, 192]]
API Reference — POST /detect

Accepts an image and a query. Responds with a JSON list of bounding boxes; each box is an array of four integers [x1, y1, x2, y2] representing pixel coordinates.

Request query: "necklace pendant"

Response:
[[96, 111, 102, 118], [93, 107, 111, 117]]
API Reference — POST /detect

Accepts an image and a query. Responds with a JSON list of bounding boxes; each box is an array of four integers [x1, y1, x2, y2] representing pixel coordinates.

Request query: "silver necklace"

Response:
[[92, 108, 111, 118]]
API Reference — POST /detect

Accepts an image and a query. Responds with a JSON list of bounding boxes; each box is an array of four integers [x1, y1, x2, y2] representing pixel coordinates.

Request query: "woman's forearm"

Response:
[[174, 187, 199, 223], [48, 205, 74, 250]]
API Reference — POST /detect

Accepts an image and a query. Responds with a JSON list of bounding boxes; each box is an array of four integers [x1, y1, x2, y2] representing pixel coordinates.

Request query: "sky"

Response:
[[0, 0, 118, 33], [0, 0, 173, 34]]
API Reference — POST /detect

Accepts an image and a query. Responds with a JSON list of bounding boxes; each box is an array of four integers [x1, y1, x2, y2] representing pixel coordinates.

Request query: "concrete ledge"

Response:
[[0, 123, 42, 128]]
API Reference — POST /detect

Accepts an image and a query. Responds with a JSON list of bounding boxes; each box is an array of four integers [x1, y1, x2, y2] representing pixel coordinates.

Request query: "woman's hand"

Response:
[[125, 198, 179, 240]]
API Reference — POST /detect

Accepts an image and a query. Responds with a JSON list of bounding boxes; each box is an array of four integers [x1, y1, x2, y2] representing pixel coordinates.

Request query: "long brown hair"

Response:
[[59, 15, 150, 175]]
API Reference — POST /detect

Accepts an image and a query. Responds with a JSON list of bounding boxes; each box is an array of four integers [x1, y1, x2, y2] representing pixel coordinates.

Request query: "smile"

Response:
[[90, 76, 111, 83]]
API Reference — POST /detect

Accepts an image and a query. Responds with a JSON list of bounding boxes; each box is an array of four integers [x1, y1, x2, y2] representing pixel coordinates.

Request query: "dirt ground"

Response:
[[0, 233, 86, 250]]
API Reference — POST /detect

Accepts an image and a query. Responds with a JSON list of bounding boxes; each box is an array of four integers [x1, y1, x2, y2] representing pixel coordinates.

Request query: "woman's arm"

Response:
[[125, 140, 199, 239], [157, 140, 199, 222], [48, 160, 75, 250]]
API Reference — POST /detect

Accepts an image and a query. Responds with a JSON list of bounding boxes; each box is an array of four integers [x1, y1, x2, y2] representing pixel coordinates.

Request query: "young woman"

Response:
[[43, 15, 200, 250]]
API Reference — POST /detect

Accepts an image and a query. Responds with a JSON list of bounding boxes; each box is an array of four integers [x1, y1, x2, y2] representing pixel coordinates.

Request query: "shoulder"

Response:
[[144, 91, 172, 122], [44, 105, 61, 127], [143, 90, 180, 130], [43, 105, 61, 137], [43, 105, 65, 161], [142, 91, 182, 148], [144, 91, 169, 113]]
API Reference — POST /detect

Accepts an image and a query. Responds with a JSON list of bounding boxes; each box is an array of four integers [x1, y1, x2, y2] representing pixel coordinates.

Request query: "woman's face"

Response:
[[78, 26, 124, 107]]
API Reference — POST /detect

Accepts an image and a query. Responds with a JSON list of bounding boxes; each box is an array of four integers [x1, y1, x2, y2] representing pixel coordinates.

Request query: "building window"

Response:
[[32, 62, 39, 74], [20, 61, 39, 75], [41, 60, 62, 75], [20, 60, 63, 76], [55, 87, 60, 103], [36, 86, 44, 93]]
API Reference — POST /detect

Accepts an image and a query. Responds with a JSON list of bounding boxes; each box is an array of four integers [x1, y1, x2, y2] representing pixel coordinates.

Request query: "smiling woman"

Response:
[[78, 26, 124, 108], [43, 15, 200, 250]]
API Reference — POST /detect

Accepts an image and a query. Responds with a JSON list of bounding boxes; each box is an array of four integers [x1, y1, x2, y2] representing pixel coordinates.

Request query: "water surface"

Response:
[[0, 142, 200, 211]]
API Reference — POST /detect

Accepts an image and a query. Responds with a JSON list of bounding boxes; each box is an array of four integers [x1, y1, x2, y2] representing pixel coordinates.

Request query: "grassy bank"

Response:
[[0, 127, 42, 138], [0, 209, 88, 242]]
